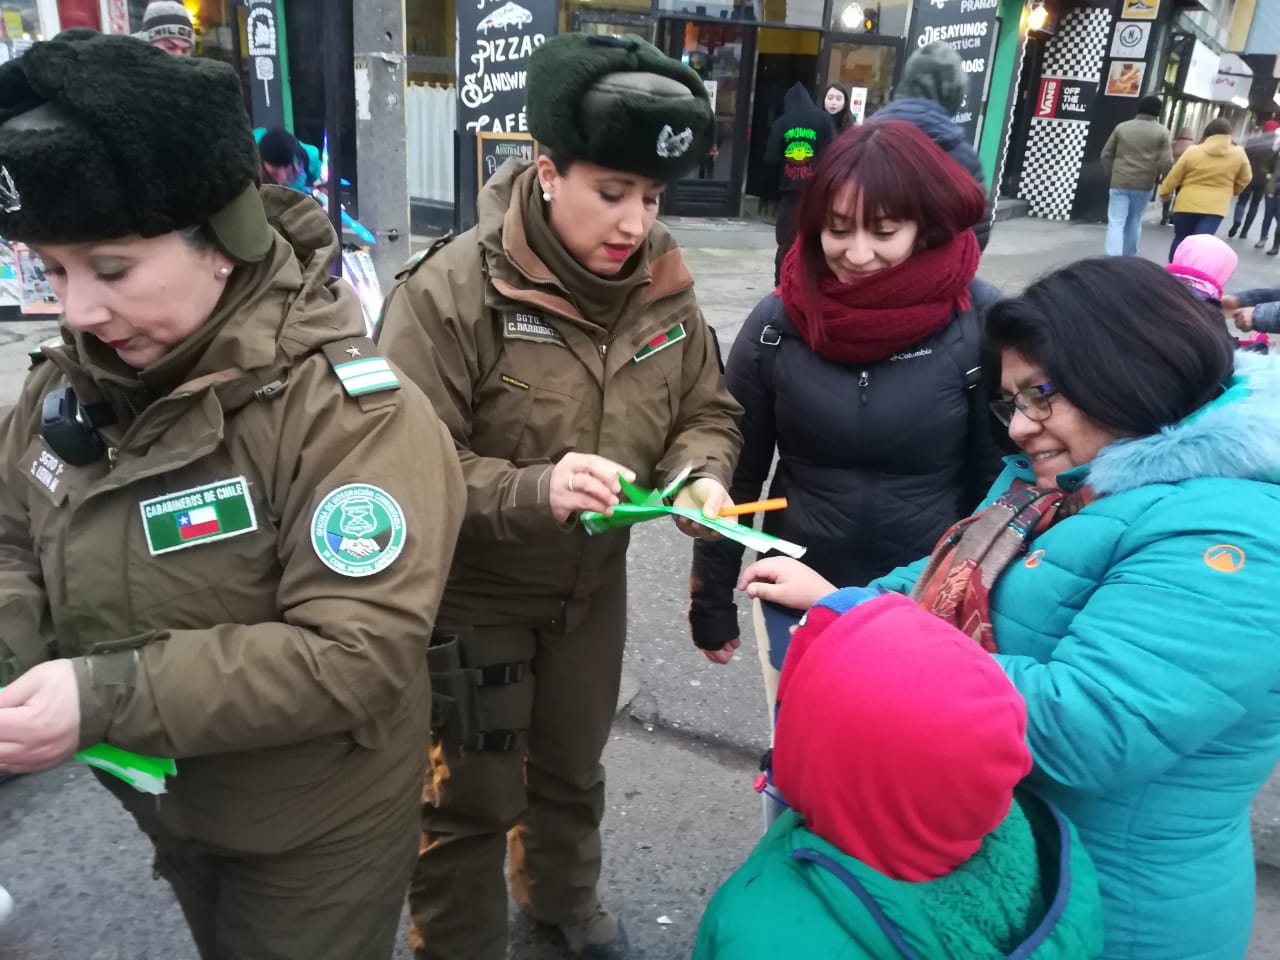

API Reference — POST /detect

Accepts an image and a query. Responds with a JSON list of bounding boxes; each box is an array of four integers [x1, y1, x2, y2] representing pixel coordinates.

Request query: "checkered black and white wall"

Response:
[[1018, 5, 1113, 220]]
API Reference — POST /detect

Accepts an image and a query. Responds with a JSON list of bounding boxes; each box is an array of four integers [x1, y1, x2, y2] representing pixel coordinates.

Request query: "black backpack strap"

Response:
[[757, 307, 796, 392]]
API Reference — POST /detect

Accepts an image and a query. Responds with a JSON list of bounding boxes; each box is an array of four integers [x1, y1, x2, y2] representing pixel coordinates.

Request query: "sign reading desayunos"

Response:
[[908, 0, 1002, 146], [455, 0, 557, 231]]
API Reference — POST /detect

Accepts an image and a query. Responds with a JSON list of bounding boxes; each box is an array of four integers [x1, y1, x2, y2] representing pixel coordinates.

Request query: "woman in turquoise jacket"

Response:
[[741, 257, 1280, 960]]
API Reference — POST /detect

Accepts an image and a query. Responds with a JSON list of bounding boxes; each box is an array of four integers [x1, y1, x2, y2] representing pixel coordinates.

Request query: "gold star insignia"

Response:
[[345, 345, 362, 358]]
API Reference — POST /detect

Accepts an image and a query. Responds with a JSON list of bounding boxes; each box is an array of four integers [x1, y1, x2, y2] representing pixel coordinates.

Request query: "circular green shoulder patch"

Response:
[[310, 483, 407, 577]]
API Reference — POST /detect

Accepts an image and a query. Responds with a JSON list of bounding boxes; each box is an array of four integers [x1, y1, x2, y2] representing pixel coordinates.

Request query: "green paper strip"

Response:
[[581, 503, 808, 559], [0, 684, 176, 794], [75, 743, 176, 796]]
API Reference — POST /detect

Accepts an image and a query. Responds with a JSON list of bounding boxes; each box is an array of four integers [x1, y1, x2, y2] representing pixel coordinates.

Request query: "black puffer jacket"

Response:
[[689, 281, 1005, 649], [871, 98, 992, 251]]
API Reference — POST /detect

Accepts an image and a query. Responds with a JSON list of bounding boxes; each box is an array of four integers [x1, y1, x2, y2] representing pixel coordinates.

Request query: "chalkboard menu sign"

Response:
[[907, 0, 1001, 146], [454, 0, 558, 231], [244, 0, 285, 129], [477, 132, 539, 186]]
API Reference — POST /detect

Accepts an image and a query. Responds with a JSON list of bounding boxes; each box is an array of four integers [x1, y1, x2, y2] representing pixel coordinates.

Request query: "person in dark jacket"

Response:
[[762, 83, 837, 285], [1228, 121, 1279, 241], [689, 121, 1004, 724], [871, 41, 991, 251], [822, 83, 854, 134]]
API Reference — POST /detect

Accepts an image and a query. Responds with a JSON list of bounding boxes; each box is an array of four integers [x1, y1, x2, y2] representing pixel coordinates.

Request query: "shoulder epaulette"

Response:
[[321, 338, 400, 398], [396, 233, 455, 281]]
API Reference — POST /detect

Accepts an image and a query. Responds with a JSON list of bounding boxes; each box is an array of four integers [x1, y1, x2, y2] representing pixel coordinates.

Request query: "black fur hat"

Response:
[[0, 30, 270, 262], [527, 33, 715, 182]]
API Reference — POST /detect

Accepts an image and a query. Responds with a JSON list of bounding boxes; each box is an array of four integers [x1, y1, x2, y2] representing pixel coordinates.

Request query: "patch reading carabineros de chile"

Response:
[[140, 477, 258, 555], [310, 483, 407, 577]]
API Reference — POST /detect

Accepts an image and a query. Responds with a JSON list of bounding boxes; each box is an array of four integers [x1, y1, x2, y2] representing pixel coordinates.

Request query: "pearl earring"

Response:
[[217, 266, 231, 277], [542, 191, 552, 202]]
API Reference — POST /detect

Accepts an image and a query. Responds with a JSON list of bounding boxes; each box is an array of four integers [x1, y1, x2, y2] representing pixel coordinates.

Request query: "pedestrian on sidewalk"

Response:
[[740, 256, 1280, 960], [1100, 96, 1172, 256], [1253, 147, 1280, 254], [1159, 127, 1195, 226], [1227, 120, 1279, 241], [822, 83, 854, 134], [1160, 117, 1252, 262], [873, 41, 992, 250], [377, 32, 742, 960], [689, 120, 1003, 747], [761, 83, 837, 285], [136, 0, 194, 56], [0, 30, 465, 960], [693, 590, 1104, 959]]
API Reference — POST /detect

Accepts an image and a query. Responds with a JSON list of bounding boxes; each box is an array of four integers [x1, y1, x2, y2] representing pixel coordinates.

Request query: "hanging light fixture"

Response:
[[840, 2, 866, 31]]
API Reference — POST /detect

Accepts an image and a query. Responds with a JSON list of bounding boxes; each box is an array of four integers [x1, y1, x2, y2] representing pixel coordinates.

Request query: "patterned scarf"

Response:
[[910, 482, 1079, 653]]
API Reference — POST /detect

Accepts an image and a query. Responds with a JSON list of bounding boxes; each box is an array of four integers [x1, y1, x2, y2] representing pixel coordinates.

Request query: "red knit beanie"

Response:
[[773, 593, 1032, 881]]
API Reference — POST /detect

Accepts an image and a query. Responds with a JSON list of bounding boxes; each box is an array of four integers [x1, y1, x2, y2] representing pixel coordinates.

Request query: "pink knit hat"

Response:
[[1167, 234, 1238, 301]]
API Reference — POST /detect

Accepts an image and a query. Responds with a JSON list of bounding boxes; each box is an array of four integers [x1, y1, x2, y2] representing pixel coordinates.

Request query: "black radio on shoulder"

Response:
[[41, 385, 116, 466]]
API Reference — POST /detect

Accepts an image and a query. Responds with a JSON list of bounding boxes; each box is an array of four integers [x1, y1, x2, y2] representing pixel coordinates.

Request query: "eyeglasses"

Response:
[[990, 383, 1057, 427]]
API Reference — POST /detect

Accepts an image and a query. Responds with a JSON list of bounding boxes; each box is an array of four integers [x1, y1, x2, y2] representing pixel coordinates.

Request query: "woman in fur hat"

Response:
[[377, 31, 742, 960], [0, 30, 464, 960]]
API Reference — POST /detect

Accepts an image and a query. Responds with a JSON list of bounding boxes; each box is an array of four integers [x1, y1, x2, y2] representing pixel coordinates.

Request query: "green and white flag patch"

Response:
[[334, 356, 400, 397], [140, 477, 258, 555], [311, 483, 407, 577]]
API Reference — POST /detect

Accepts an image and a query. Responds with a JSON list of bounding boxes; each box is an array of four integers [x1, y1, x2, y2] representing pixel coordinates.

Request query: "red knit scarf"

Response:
[[778, 230, 981, 364]]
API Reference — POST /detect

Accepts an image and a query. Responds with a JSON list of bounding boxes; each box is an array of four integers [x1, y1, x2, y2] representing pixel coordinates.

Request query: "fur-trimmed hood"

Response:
[[1088, 351, 1280, 495]]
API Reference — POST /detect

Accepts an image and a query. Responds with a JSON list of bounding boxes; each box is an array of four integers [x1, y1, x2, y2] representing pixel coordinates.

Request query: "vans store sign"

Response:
[[909, 0, 1001, 145]]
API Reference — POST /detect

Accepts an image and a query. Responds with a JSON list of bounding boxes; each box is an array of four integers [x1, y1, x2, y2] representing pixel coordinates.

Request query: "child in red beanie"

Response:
[[694, 589, 1103, 959]]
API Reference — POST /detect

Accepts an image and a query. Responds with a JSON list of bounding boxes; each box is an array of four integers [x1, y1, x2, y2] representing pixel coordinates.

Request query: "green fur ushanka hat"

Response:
[[0, 29, 271, 262], [527, 33, 716, 182]]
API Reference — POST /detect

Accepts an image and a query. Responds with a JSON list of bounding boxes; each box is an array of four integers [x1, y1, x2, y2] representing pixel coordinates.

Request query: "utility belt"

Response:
[[427, 626, 532, 753]]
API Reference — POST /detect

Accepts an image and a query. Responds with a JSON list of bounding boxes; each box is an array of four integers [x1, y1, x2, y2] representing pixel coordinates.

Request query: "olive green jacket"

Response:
[[0, 188, 464, 853], [378, 162, 741, 619]]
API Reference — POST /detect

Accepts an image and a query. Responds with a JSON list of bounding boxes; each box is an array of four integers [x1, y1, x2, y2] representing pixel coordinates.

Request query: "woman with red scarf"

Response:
[[689, 120, 1003, 705]]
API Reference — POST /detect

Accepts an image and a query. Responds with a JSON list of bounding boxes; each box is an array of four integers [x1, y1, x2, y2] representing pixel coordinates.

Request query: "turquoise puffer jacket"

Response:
[[877, 352, 1280, 959]]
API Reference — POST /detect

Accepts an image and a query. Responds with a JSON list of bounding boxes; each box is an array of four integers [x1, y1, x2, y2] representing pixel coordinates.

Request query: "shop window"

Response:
[[561, 0, 654, 34], [0, 1, 45, 51], [828, 0, 908, 39], [406, 0, 456, 220], [657, 0, 824, 30]]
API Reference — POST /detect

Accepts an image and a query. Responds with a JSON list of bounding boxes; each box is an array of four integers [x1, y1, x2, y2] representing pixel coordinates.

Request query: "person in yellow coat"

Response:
[[1160, 118, 1251, 262]]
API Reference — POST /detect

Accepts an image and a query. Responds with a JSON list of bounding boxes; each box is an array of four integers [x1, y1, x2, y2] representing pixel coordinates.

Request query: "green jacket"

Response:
[[1101, 115, 1173, 191], [694, 792, 1103, 959]]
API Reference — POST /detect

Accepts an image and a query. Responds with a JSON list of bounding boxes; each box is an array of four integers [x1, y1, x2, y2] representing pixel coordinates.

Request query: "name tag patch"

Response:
[[28, 442, 67, 502], [140, 477, 258, 555], [504, 313, 566, 347], [633, 323, 686, 362]]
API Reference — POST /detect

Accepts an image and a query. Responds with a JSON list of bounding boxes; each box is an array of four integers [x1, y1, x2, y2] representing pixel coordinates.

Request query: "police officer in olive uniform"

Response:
[[0, 32, 464, 959], [379, 33, 743, 960]]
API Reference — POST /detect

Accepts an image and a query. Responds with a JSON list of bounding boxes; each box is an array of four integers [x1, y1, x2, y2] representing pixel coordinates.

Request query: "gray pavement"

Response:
[[3, 213, 1280, 958]]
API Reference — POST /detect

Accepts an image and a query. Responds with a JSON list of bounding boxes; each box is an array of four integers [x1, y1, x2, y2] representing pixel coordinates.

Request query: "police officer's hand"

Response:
[[1222, 294, 1242, 312], [0, 660, 81, 774], [739, 557, 837, 612], [672, 478, 733, 540], [550, 452, 637, 524]]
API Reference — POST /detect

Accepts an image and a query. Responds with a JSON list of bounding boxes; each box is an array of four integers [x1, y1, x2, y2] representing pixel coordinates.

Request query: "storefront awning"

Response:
[[1213, 51, 1254, 105]]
